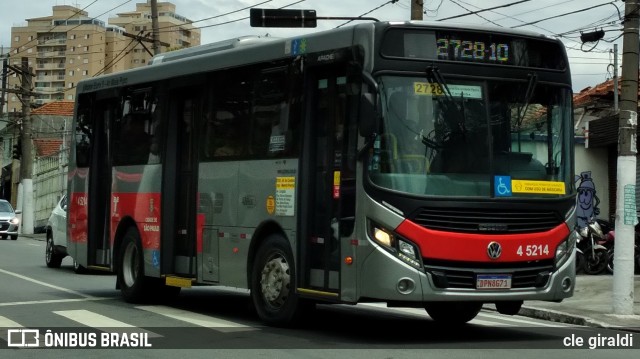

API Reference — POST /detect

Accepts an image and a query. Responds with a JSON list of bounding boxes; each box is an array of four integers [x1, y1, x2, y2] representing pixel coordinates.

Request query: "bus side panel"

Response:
[[198, 161, 238, 284], [112, 165, 163, 277], [67, 167, 89, 266], [197, 159, 299, 287]]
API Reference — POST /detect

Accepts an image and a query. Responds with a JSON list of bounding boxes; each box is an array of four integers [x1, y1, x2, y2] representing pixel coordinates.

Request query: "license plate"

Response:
[[476, 274, 512, 289]]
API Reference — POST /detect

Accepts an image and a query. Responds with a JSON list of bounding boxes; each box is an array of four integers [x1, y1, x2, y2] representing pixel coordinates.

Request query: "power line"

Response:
[[337, 0, 399, 28], [511, 2, 616, 29], [449, 0, 502, 27], [437, 0, 531, 21]]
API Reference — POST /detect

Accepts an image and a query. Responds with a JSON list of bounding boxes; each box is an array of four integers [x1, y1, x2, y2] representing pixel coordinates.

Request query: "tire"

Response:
[[1, 235, 7, 240], [424, 302, 483, 324], [10, 235, 17, 240], [575, 251, 585, 274], [606, 248, 614, 274], [45, 234, 63, 268], [117, 228, 152, 303], [250, 234, 305, 326], [73, 259, 88, 274], [583, 248, 608, 275]]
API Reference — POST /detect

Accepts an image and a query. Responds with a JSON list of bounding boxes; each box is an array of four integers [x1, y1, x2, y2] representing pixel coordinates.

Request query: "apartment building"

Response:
[[6, 1, 200, 113]]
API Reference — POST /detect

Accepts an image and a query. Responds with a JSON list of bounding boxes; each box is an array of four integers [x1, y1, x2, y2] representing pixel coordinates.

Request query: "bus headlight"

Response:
[[398, 239, 421, 268], [555, 231, 577, 268], [372, 226, 395, 248]]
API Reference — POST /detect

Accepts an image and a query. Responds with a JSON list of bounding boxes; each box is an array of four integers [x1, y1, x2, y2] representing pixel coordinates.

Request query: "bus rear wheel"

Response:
[[250, 234, 304, 326], [424, 301, 483, 324], [117, 228, 151, 303]]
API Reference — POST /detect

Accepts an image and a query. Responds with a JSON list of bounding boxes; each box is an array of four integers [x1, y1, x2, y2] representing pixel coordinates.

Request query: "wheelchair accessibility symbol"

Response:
[[494, 176, 512, 197]]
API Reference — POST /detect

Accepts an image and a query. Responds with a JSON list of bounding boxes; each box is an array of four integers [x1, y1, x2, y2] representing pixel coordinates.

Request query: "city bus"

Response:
[[67, 17, 577, 325]]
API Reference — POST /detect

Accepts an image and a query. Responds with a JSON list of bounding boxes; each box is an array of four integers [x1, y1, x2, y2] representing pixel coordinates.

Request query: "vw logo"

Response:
[[487, 241, 502, 260]]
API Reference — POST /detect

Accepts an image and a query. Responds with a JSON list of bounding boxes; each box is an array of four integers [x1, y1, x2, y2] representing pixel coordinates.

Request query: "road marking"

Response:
[[0, 297, 111, 307], [0, 268, 95, 299], [136, 305, 258, 332], [53, 310, 161, 337], [0, 316, 24, 345]]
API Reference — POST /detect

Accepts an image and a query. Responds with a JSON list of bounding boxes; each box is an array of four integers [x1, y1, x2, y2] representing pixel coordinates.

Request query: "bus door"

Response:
[[162, 88, 201, 276], [86, 96, 115, 268], [300, 63, 355, 295]]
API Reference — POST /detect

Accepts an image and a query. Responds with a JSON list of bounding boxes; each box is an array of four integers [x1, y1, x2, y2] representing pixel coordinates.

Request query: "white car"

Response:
[[45, 195, 68, 268], [45, 194, 87, 273], [0, 199, 21, 240]]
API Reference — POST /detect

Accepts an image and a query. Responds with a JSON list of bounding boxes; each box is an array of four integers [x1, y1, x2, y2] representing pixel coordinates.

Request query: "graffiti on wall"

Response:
[[575, 171, 600, 228]]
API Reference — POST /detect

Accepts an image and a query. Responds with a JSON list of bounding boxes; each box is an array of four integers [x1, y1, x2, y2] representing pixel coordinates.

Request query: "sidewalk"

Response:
[[516, 274, 640, 331]]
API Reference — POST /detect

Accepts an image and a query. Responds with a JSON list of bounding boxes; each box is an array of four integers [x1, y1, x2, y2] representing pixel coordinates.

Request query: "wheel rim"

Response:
[[259, 252, 291, 310], [122, 241, 139, 287], [46, 237, 53, 263]]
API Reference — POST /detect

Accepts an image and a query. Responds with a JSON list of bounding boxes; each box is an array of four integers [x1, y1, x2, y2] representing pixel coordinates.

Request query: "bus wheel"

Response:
[[424, 302, 483, 324], [117, 228, 150, 303], [250, 234, 302, 326]]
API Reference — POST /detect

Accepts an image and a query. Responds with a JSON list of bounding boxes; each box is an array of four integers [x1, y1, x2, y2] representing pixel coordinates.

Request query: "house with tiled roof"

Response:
[[0, 100, 73, 231], [573, 77, 640, 223]]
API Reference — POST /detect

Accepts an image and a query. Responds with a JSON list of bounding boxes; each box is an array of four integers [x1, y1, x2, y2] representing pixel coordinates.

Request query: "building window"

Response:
[[70, 34, 76, 40], [84, 34, 90, 39], [28, 36, 33, 41], [68, 83, 74, 88], [69, 59, 74, 64], [27, 48, 32, 53], [84, 46, 88, 52], [69, 70, 75, 76], [82, 70, 88, 76], [14, 36, 19, 42], [83, 59, 88, 64]]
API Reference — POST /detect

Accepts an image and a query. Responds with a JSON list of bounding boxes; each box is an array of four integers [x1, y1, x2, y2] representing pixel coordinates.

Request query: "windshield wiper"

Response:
[[425, 65, 467, 140], [514, 73, 538, 151]]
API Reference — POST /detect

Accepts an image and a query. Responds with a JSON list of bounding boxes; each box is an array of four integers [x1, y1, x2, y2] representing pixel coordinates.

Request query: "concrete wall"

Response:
[[575, 142, 609, 227]]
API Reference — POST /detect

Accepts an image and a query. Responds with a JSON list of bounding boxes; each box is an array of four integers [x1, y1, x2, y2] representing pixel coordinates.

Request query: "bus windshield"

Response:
[[368, 75, 573, 198]]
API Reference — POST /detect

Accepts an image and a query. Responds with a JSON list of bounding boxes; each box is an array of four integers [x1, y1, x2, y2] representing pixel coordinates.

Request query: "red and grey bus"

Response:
[[67, 18, 577, 325]]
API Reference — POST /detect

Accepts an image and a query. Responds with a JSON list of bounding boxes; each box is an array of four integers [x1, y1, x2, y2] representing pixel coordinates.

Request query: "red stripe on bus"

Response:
[[197, 213, 204, 253], [110, 192, 161, 249], [395, 220, 570, 262]]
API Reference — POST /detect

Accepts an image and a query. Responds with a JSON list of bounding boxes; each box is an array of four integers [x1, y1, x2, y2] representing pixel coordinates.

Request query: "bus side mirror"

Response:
[[359, 92, 378, 138]]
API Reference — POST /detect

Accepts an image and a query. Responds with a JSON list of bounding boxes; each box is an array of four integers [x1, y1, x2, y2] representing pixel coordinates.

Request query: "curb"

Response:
[[518, 305, 640, 333]]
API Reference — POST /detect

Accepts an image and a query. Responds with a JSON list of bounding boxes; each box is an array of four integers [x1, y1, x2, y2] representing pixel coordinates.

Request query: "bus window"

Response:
[[212, 110, 243, 157], [75, 94, 93, 168]]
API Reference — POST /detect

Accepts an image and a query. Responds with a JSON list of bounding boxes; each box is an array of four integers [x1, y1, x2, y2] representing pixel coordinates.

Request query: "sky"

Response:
[[0, 0, 627, 93]]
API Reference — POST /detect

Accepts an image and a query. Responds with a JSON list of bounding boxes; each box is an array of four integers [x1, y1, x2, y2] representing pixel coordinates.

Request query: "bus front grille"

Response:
[[424, 263, 554, 289], [411, 207, 562, 234]]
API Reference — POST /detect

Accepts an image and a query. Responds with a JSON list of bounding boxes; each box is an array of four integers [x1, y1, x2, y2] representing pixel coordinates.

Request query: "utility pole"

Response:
[[1, 48, 7, 117], [19, 57, 34, 235], [150, 0, 161, 55], [411, 0, 423, 20], [613, 0, 638, 315], [613, 43, 619, 112]]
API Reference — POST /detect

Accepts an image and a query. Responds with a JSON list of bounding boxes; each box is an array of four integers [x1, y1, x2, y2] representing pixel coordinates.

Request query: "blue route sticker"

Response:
[[494, 176, 512, 197]]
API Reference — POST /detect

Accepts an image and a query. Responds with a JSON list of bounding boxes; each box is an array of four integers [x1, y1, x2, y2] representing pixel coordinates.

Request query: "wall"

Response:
[[574, 142, 609, 226], [34, 149, 67, 230]]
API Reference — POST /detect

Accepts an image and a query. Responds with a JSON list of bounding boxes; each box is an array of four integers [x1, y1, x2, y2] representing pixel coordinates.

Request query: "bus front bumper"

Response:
[[358, 245, 575, 303]]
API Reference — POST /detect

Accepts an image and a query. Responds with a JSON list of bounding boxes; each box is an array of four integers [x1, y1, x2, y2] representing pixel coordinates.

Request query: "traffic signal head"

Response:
[[12, 139, 21, 160]]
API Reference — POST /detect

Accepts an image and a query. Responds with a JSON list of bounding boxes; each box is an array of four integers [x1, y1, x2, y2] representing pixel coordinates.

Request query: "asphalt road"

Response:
[[0, 236, 637, 358]]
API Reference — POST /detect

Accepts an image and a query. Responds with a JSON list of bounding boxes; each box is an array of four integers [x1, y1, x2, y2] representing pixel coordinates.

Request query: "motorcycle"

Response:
[[576, 218, 609, 275], [605, 228, 640, 275]]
